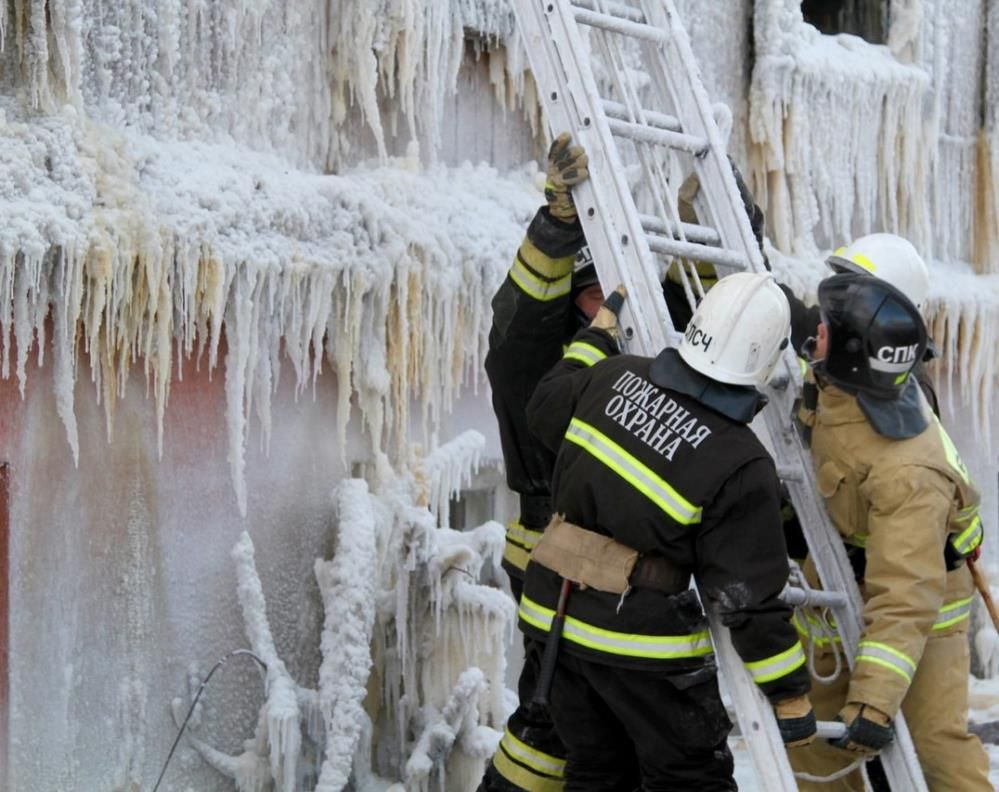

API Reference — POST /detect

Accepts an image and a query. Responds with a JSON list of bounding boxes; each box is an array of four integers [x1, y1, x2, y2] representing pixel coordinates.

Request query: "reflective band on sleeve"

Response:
[[563, 341, 607, 367], [951, 515, 983, 555], [500, 729, 566, 778], [934, 596, 974, 631], [509, 258, 572, 302], [503, 542, 530, 572], [492, 747, 565, 792], [745, 642, 807, 684], [564, 418, 702, 525], [507, 521, 544, 551], [936, 419, 971, 484], [844, 533, 867, 548], [519, 595, 713, 660], [856, 641, 916, 683]]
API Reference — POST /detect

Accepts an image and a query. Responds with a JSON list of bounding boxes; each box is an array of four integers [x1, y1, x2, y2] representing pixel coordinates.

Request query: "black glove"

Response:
[[829, 703, 894, 755]]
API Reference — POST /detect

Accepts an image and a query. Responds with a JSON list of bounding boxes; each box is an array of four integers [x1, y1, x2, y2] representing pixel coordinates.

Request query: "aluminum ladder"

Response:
[[510, 1, 929, 789]]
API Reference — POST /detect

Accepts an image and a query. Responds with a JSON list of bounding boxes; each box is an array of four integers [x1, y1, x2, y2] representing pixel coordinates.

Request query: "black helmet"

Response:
[[815, 272, 927, 400], [572, 246, 599, 296]]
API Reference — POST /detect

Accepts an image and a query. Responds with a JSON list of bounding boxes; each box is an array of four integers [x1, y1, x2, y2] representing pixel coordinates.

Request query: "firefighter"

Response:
[[519, 272, 814, 791], [480, 132, 619, 792], [788, 272, 990, 791]]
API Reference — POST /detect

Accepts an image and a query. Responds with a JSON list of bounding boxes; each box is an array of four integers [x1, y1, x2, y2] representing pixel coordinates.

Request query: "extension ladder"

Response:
[[510, 1, 929, 789]]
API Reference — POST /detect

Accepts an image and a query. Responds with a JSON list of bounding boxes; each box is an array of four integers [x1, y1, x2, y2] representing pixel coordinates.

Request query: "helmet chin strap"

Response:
[[801, 336, 818, 362]]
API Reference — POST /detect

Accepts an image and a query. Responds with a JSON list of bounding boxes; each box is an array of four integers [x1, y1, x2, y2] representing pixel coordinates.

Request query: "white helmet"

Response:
[[678, 272, 791, 388], [826, 233, 929, 310]]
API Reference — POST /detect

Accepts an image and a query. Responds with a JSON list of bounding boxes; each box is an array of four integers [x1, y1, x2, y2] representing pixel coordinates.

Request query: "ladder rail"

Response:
[[529, 0, 677, 353]]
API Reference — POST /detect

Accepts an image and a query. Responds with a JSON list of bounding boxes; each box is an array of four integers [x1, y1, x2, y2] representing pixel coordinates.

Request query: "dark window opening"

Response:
[[800, 0, 888, 44]]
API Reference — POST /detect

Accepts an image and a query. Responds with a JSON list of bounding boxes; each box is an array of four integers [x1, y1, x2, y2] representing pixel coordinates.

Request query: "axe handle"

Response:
[[531, 577, 573, 707], [968, 558, 999, 633]]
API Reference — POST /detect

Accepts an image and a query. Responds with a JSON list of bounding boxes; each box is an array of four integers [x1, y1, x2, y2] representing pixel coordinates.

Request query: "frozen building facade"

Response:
[[0, 0, 997, 790]]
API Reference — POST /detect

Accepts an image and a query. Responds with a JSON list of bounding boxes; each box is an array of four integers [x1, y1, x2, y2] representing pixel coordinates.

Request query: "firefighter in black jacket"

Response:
[[480, 134, 612, 792], [520, 272, 814, 790], [481, 131, 774, 791]]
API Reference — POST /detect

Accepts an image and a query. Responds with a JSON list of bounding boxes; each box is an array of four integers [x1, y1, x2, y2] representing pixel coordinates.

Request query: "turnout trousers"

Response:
[[789, 630, 991, 791], [479, 576, 572, 792], [531, 638, 736, 792]]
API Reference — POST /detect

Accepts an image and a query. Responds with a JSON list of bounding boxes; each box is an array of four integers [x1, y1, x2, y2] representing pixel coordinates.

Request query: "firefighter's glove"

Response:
[[590, 285, 627, 342], [944, 535, 981, 571], [545, 132, 589, 222], [774, 695, 817, 747], [828, 702, 894, 756]]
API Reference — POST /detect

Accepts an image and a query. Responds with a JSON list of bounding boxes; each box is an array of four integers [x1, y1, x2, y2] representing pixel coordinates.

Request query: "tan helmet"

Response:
[[678, 272, 791, 388], [826, 233, 929, 310]]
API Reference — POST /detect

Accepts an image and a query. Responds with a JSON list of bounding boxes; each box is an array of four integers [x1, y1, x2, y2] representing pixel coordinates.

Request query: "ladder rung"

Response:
[[571, 7, 667, 43], [775, 465, 803, 482], [816, 721, 847, 740], [606, 118, 708, 156], [602, 100, 681, 133], [645, 235, 747, 269], [571, 0, 646, 23], [639, 214, 721, 246], [780, 585, 848, 610]]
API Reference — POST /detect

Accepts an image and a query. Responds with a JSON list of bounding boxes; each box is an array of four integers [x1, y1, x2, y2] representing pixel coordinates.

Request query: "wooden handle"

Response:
[[968, 559, 999, 633]]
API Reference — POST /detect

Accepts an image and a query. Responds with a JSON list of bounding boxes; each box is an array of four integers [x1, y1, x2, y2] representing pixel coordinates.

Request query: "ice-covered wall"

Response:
[[0, 0, 529, 171]]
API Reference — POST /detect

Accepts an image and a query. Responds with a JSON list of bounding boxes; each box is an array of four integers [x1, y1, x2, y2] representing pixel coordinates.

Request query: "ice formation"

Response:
[[749, 0, 932, 258], [0, 92, 538, 514], [753, 0, 999, 440], [1, 0, 527, 170], [173, 434, 513, 791]]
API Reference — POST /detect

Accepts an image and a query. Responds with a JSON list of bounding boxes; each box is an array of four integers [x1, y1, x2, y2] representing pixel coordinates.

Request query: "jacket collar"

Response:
[[649, 348, 767, 424], [817, 377, 930, 439]]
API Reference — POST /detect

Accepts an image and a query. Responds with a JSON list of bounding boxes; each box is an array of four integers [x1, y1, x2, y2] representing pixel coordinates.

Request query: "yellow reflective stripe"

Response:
[[934, 596, 974, 631], [951, 516, 983, 554], [957, 504, 979, 520], [507, 521, 543, 551], [519, 595, 714, 660], [798, 357, 809, 377], [510, 257, 572, 302], [849, 252, 877, 273], [518, 239, 576, 280], [564, 418, 702, 525], [493, 745, 565, 792], [500, 729, 566, 778], [844, 533, 868, 548], [856, 641, 915, 683], [503, 542, 530, 572], [792, 612, 841, 646], [745, 642, 806, 684], [563, 341, 607, 367], [936, 419, 971, 484]]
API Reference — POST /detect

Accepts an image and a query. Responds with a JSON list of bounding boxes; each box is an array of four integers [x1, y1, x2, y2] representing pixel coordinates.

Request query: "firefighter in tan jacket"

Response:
[[790, 271, 990, 791]]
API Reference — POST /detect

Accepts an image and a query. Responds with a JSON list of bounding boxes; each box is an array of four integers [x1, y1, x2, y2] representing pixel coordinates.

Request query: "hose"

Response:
[[151, 649, 267, 792]]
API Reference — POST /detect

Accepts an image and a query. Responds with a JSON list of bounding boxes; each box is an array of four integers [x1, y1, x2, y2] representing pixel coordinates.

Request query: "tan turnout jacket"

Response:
[[806, 385, 980, 718]]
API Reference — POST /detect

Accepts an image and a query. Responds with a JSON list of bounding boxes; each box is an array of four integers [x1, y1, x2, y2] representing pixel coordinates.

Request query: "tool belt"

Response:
[[530, 514, 689, 595]]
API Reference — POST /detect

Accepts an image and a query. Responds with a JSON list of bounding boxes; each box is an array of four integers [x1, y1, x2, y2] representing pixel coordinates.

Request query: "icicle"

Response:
[[423, 430, 485, 529]]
